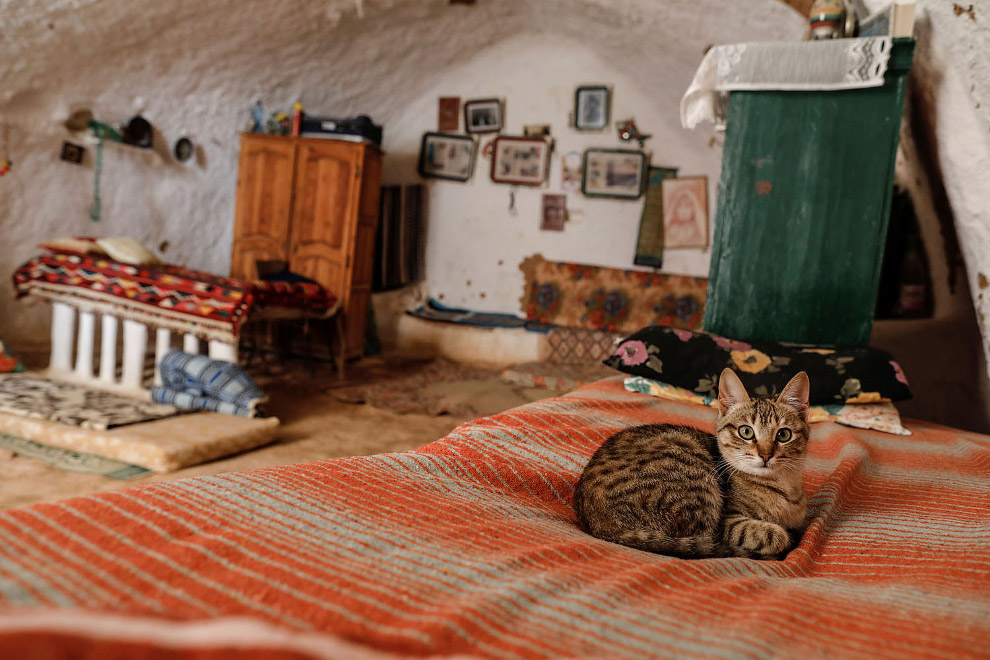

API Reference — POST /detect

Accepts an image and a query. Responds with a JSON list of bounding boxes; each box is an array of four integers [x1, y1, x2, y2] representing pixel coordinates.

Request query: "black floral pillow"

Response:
[[603, 326, 911, 405]]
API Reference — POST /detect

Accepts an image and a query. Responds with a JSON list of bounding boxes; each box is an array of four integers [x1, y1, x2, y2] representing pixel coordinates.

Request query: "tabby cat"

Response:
[[573, 368, 810, 559]]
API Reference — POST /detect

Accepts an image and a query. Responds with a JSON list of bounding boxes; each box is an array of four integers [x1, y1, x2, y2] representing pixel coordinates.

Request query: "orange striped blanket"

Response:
[[0, 377, 987, 659]]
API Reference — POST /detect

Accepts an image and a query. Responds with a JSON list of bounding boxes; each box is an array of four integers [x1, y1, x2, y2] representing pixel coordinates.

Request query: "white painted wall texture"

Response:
[[0, 0, 988, 407]]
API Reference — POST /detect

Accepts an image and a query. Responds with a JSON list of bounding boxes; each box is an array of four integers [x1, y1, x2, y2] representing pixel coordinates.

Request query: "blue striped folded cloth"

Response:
[[150, 386, 258, 418], [154, 349, 265, 417], [159, 349, 264, 405]]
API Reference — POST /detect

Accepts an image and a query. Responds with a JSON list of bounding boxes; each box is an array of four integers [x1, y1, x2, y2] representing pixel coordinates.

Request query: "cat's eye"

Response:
[[737, 425, 755, 440], [776, 428, 793, 443]]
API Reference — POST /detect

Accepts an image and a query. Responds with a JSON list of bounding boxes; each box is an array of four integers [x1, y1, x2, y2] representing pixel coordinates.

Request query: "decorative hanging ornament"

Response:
[[87, 120, 122, 222], [615, 118, 651, 148], [0, 124, 12, 177]]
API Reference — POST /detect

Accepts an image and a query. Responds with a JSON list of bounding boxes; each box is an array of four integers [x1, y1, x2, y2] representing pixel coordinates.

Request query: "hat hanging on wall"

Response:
[[173, 137, 194, 163], [64, 109, 94, 132], [122, 115, 153, 148]]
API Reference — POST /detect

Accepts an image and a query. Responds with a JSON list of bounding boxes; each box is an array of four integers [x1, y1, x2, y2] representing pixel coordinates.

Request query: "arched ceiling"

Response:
[[0, 0, 805, 126]]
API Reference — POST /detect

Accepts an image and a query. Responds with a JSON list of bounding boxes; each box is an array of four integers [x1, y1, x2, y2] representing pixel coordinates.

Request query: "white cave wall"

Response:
[[385, 33, 726, 312]]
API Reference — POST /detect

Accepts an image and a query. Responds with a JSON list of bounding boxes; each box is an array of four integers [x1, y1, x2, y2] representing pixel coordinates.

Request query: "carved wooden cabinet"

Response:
[[230, 133, 383, 359]]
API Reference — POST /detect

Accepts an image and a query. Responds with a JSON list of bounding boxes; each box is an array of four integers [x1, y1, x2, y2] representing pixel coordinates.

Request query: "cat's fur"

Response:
[[573, 368, 810, 559]]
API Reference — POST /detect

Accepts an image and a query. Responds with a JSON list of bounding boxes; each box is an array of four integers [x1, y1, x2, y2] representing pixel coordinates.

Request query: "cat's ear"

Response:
[[718, 368, 750, 415], [777, 371, 810, 419]]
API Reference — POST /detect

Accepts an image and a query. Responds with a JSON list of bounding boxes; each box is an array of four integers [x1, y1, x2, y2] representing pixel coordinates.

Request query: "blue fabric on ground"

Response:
[[159, 349, 264, 406], [150, 386, 257, 418], [156, 349, 265, 417]]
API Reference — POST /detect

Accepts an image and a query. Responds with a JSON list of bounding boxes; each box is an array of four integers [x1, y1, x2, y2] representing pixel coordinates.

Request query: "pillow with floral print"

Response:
[[603, 325, 911, 405]]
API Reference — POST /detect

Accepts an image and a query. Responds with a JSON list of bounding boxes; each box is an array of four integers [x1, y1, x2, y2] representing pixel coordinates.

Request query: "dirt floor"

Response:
[[0, 353, 555, 510]]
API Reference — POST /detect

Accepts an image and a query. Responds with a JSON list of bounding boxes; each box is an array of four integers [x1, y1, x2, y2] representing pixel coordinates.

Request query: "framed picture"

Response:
[[490, 136, 550, 186], [464, 98, 503, 134], [524, 124, 551, 138], [661, 176, 709, 249], [581, 148, 647, 199], [418, 132, 477, 182], [541, 194, 567, 231], [437, 96, 460, 131], [574, 86, 610, 131], [634, 166, 679, 267]]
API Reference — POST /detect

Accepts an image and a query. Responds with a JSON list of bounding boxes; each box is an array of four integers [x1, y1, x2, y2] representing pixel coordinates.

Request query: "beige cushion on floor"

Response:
[[0, 411, 279, 472]]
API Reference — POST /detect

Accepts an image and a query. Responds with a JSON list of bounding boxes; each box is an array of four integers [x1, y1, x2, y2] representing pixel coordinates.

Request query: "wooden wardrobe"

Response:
[[230, 133, 383, 359]]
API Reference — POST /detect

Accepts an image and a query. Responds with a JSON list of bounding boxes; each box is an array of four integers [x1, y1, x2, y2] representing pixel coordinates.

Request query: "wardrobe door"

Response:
[[230, 134, 296, 280], [288, 139, 361, 343], [343, 148, 383, 358]]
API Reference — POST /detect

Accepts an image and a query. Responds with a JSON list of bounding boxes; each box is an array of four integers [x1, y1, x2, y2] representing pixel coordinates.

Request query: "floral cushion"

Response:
[[623, 375, 911, 436], [603, 325, 911, 405]]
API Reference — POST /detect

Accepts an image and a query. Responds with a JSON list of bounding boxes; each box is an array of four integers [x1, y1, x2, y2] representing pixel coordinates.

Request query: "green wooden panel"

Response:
[[703, 39, 914, 346]]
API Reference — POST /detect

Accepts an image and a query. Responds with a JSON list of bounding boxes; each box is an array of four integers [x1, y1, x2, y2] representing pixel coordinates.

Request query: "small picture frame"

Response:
[[541, 194, 567, 231], [523, 124, 551, 138], [418, 132, 477, 182], [464, 98, 503, 134], [662, 176, 709, 249], [490, 136, 550, 186], [574, 86, 610, 131], [438, 96, 460, 131], [581, 148, 647, 199]]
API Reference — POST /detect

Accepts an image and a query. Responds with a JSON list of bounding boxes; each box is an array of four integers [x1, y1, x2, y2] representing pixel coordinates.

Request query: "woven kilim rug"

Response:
[[0, 375, 182, 431], [0, 433, 150, 480], [500, 361, 617, 392], [328, 359, 499, 416]]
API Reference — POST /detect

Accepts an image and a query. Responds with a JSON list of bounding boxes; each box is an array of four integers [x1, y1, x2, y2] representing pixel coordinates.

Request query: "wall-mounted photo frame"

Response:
[[662, 176, 709, 249], [464, 98, 503, 134], [490, 136, 550, 186], [634, 166, 679, 267], [581, 148, 647, 199], [418, 132, 477, 182], [574, 86, 610, 131]]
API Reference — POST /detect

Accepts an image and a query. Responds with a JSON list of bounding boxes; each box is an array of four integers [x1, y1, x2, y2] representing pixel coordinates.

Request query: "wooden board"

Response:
[[703, 39, 914, 346]]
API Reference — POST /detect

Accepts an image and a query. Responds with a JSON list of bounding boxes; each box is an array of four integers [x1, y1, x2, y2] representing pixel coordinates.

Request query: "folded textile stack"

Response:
[[150, 349, 266, 418]]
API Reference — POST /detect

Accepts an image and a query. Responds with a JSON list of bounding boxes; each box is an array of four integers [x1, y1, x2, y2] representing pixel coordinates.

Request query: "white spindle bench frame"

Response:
[[47, 302, 239, 399]]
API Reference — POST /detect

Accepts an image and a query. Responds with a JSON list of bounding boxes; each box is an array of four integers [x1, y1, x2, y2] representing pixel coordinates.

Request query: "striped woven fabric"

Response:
[[12, 253, 336, 344], [0, 376, 987, 659]]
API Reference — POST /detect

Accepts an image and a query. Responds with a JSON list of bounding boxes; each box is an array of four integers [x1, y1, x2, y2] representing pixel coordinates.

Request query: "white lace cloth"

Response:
[[681, 37, 893, 130]]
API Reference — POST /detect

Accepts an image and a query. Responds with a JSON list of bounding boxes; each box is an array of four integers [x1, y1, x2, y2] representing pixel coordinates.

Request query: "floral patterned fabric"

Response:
[[519, 254, 707, 333], [604, 325, 912, 405], [623, 376, 911, 436]]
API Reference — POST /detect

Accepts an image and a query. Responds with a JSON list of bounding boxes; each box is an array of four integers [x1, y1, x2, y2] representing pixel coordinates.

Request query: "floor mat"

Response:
[[329, 358, 504, 416], [0, 433, 151, 480], [0, 374, 182, 430], [501, 361, 617, 392]]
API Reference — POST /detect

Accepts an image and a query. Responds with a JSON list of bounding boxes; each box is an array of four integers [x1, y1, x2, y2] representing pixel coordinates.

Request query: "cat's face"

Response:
[[715, 369, 810, 478]]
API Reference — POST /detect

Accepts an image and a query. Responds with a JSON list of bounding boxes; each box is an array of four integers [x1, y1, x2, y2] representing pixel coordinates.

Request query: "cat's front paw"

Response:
[[727, 518, 791, 558], [755, 522, 791, 558]]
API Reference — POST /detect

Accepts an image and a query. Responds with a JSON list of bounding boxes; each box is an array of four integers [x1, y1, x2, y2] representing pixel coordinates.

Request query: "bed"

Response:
[[12, 252, 341, 394], [0, 376, 986, 658]]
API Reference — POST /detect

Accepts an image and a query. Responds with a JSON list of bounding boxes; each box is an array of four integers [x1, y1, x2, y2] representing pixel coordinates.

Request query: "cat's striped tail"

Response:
[[614, 530, 720, 559]]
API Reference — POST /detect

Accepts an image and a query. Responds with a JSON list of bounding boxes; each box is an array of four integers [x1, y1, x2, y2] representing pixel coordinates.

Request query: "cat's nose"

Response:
[[759, 453, 772, 464]]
